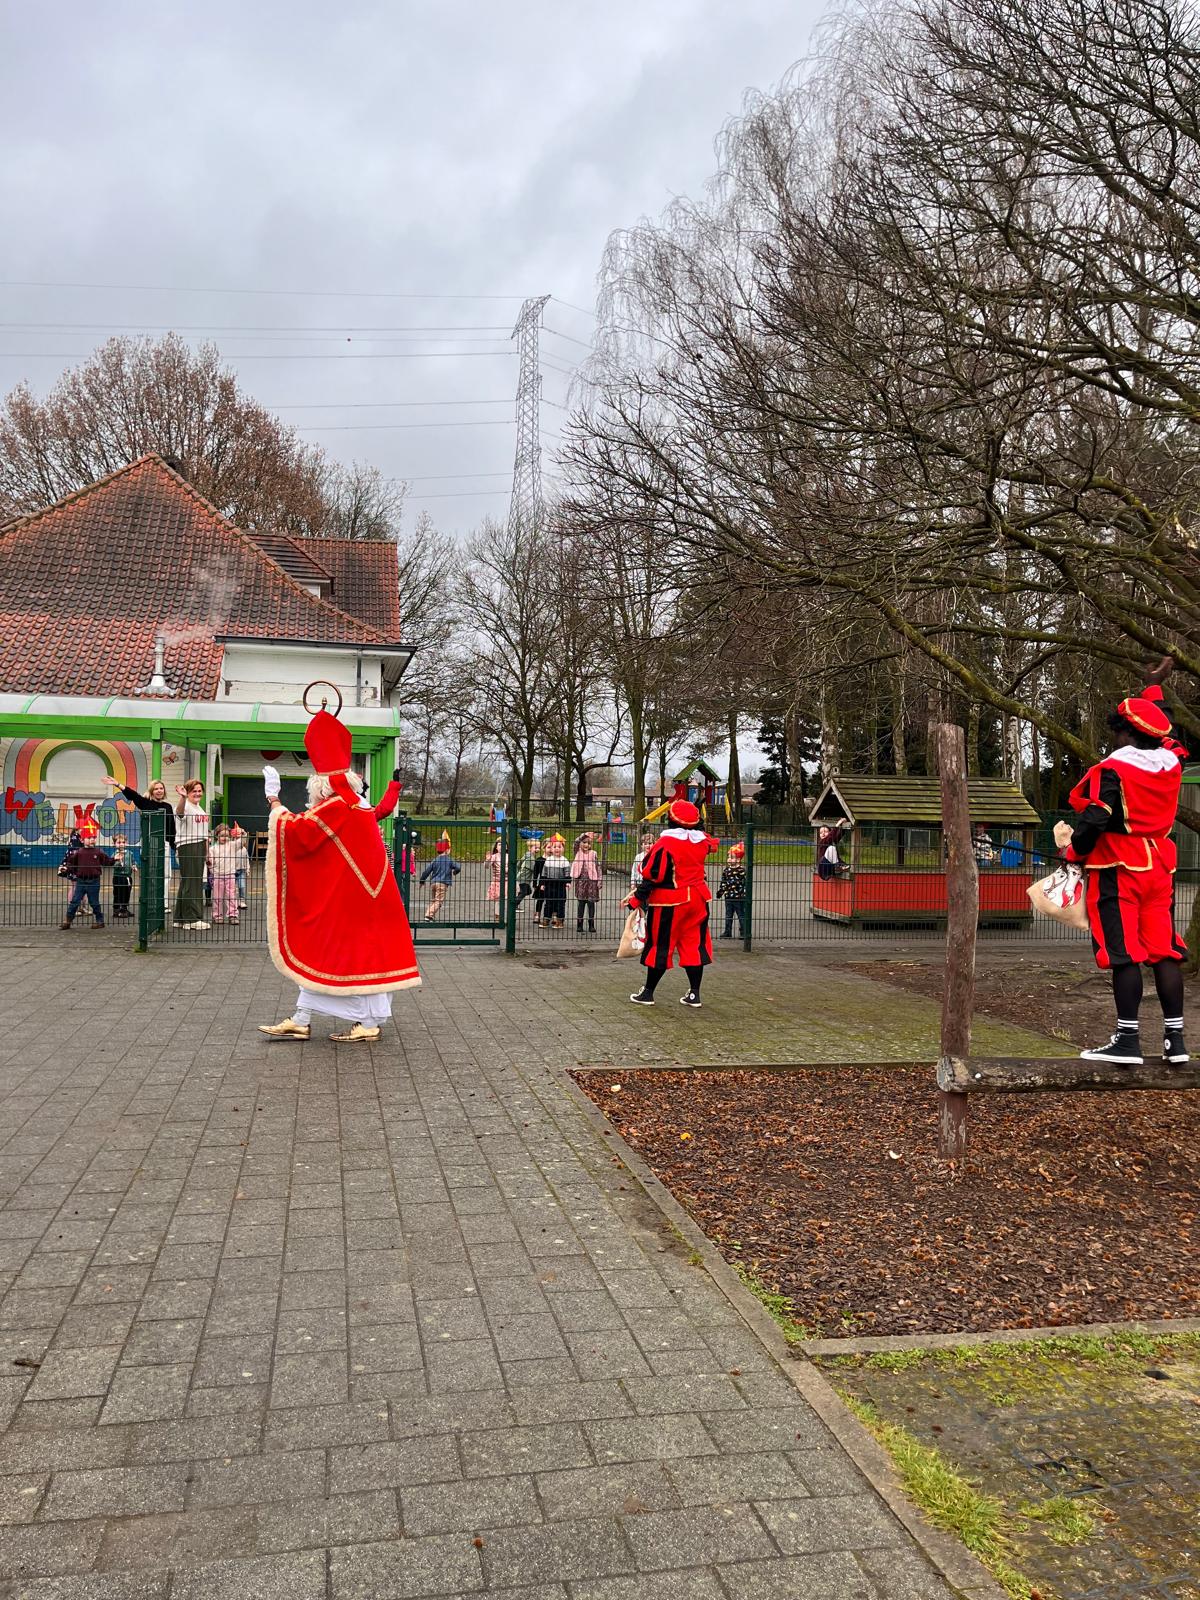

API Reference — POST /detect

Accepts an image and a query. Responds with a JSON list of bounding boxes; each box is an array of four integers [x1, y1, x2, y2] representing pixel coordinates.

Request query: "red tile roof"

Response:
[[0, 455, 403, 699], [295, 536, 403, 637]]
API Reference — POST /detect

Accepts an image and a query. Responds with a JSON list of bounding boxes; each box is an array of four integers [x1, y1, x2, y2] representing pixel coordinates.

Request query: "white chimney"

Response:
[[134, 634, 176, 697]]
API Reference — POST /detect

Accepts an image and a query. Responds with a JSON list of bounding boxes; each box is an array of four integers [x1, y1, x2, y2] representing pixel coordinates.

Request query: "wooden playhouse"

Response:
[[809, 774, 1040, 926]]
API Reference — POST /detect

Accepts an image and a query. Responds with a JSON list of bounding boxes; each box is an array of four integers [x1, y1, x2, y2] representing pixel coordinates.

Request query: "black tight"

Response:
[[640, 964, 704, 998], [1111, 960, 1184, 1020]]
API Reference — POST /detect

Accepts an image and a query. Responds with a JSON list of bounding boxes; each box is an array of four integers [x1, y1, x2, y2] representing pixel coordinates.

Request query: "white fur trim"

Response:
[[1106, 745, 1180, 774], [660, 827, 709, 843]]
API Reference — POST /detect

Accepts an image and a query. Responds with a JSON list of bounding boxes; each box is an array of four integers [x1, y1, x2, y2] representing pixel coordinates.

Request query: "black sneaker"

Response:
[[1163, 1028, 1190, 1065], [680, 992, 702, 1009], [1080, 1032, 1143, 1066], [629, 990, 655, 1006]]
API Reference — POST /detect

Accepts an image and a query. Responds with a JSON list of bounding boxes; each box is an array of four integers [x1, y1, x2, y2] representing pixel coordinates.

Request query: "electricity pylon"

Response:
[[508, 294, 549, 533]]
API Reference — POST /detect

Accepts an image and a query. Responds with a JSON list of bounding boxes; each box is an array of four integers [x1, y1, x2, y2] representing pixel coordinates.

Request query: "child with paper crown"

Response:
[[418, 830, 461, 922], [536, 834, 571, 927]]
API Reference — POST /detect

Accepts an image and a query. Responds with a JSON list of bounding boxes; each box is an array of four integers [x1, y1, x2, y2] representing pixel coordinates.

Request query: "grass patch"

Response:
[[734, 1264, 820, 1343], [828, 1328, 1200, 1375], [1018, 1494, 1097, 1546], [844, 1397, 1036, 1599]]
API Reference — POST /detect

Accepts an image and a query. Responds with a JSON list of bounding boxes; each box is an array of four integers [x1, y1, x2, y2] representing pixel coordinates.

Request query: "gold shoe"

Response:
[[329, 1023, 381, 1043], [257, 1019, 311, 1039]]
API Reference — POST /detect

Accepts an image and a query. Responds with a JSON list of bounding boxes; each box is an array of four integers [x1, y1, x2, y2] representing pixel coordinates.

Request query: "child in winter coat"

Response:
[[419, 839, 461, 921], [515, 839, 544, 911], [716, 841, 747, 938], [630, 830, 656, 891], [111, 843, 135, 919], [571, 833, 602, 933], [486, 838, 503, 924], [209, 824, 251, 924], [535, 835, 570, 927]]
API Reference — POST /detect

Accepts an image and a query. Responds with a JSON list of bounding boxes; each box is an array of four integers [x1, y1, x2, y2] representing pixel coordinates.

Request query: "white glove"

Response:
[[263, 765, 281, 799]]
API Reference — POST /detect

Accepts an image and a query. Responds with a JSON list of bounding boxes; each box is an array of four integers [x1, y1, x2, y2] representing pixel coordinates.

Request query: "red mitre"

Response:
[[1118, 683, 1172, 739], [668, 798, 701, 827], [305, 708, 352, 775]]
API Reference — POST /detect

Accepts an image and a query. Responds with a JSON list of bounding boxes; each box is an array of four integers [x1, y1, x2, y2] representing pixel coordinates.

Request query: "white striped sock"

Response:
[[1116, 1020, 1139, 1032], [1163, 1016, 1184, 1030]]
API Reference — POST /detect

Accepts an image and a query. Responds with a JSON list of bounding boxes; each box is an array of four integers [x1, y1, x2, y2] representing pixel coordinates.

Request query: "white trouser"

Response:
[[292, 990, 393, 1027]]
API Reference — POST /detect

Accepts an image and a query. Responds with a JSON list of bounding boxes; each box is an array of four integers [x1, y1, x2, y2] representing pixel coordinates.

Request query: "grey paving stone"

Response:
[[856, 1547, 957, 1596], [40, 1463, 188, 1521], [571, 1573, 728, 1600], [622, 1503, 776, 1570], [194, 1334, 273, 1388], [462, 1421, 592, 1478], [349, 1322, 422, 1372], [537, 1460, 679, 1520], [270, 1349, 349, 1407], [122, 1317, 204, 1367], [389, 1391, 516, 1439], [586, 1414, 718, 1464], [25, 1347, 122, 1401], [186, 1449, 325, 1509], [123, 1415, 262, 1464], [509, 1380, 631, 1427], [98, 1364, 191, 1424], [264, 1400, 391, 1453], [754, 1493, 907, 1554], [425, 1338, 504, 1393], [329, 1532, 483, 1598], [625, 1374, 747, 1415], [716, 1551, 878, 1599], [169, 1550, 327, 1600], [480, 1516, 635, 1587], [787, 1448, 872, 1498], [255, 1489, 400, 1553], [666, 1451, 808, 1506], [0, 1520, 104, 1580], [0, 1575, 169, 1598], [328, 1434, 460, 1493], [0, 1471, 48, 1524], [400, 1472, 541, 1535], [702, 1406, 832, 1454]]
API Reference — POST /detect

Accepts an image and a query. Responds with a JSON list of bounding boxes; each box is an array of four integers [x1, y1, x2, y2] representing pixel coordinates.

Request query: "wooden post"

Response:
[[935, 723, 978, 1160]]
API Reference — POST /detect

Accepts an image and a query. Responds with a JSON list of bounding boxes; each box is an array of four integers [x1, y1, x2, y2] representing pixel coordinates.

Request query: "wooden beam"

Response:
[[935, 724, 978, 1159], [938, 1055, 1200, 1092]]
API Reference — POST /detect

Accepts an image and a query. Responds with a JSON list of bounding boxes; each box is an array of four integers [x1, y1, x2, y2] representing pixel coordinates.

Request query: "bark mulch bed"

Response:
[[575, 1065, 1200, 1337]]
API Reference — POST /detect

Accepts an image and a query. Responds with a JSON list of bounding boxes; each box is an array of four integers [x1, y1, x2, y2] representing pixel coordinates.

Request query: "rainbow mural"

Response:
[[1, 738, 146, 843]]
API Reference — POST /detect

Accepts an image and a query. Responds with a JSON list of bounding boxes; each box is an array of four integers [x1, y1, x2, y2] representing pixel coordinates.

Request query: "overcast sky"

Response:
[[1, 0, 823, 533]]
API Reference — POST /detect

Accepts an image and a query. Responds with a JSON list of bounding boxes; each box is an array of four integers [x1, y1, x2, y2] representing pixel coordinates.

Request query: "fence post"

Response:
[[741, 822, 755, 953], [935, 723, 977, 1161], [136, 810, 163, 952], [504, 817, 519, 955]]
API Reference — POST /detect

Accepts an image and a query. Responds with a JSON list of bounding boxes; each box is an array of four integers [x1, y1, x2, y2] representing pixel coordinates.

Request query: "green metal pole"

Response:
[[504, 816, 519, 955], [151, 727, 163, 782], [742, 821, 755, 953]]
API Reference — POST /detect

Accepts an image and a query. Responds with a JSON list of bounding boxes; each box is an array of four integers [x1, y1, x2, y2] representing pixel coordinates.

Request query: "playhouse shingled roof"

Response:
[[0, 455, 404, 699], [810, 775, 1039, 826]]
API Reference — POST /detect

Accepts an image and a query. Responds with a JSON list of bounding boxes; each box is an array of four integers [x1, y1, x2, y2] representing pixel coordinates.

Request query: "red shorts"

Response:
[[1085, 863, 1187, 969], [641, 896, 713, 969]]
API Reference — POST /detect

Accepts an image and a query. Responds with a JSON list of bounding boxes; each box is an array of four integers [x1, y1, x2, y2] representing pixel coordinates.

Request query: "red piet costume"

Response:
[[266, 709, 420, 996], [1066, 686, 1186, 970], [633, 801, 718, 969]]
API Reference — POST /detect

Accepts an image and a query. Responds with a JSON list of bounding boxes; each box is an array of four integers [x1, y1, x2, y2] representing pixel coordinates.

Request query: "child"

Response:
[[111, 841, 134, 920], [485, 837, 503, 924], [716, 841, 747, 939], [514, 837, 544, 910], [229, 821, 249, 906], [419, 837, 461, 921], [536, 834, 570, 927], [60, 825, 116, 929], [571, 832, 602, 933], [209, 824, 250, 925], [630, 830, 656, 891]]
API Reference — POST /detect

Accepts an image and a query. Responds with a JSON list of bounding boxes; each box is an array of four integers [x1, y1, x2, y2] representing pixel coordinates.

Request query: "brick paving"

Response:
[[0, 943, 976, 1598]]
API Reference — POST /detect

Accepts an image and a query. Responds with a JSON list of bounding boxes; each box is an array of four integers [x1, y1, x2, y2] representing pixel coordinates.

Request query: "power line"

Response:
[[406, 488, 512, 499], [270, 397, 514, 410], [0, 350, 517, 361], [295, 419, 514, 432], [544, 325, 594, 350], [402, 472, 512, 482], [0, 279, 527, 300], [0, 321, 512, 334], [550, 296, 598, 319]]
